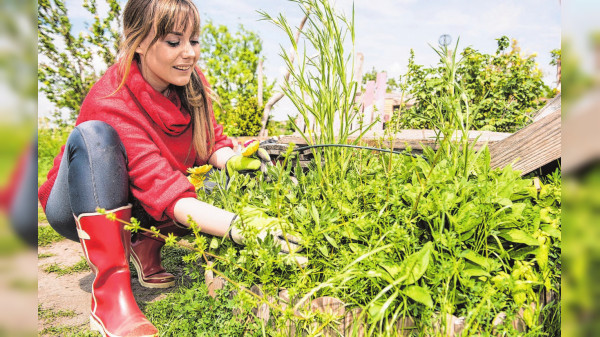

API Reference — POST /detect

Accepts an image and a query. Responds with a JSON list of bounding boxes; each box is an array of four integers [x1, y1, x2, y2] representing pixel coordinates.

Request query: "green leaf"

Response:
[[461, 266, 490, 278], [403, 285, 433, 308], [318, 245, 329, 257], [541, 224, 561, 240], [509, 246, 540, 260], [498, 229, 540, 246], [384, 242, 433, 285], [209, 237, 219, 249], [460, 249, 497, 271], [323, 233, 339, 249]]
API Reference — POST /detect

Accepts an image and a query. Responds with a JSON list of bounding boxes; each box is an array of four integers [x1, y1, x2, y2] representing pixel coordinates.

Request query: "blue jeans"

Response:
[[45, 121, 130, 242]]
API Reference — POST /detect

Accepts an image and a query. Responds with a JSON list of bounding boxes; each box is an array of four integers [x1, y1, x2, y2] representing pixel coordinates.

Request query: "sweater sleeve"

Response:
[[110, 113, 197, 221]]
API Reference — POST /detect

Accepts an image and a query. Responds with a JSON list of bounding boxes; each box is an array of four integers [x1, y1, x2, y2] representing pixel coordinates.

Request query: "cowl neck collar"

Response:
[[125, 61, 191, 135]]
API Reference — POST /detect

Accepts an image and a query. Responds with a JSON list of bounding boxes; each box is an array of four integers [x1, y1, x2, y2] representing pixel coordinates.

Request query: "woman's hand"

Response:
[[229, 206, 308, 266], [225, 140, 272, 177]]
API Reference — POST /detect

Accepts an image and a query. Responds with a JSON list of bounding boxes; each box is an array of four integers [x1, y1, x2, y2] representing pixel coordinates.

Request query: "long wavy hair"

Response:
[[117, 0, 214, 162]]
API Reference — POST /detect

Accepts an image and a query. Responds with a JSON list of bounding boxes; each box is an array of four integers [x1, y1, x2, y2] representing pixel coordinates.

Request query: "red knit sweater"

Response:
[[38, 61, 233, 221]]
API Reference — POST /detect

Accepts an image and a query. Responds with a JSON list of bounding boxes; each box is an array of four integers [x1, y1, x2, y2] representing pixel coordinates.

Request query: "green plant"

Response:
[[144, 282, 263, 336], [38, 225, 65, 246], [182, 25, 560, 334], [38, 126, 72, 186], [397, 36, 554, 132], [43, 257, 90, 276], [200, 21, 274, 133], [38, 0, 121, 125]]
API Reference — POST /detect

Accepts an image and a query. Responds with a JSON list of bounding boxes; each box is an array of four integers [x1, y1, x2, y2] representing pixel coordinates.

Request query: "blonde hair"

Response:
[[118, 0, 214, 162]]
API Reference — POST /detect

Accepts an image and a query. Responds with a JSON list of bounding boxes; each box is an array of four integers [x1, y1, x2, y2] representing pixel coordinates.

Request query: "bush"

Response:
[[38, 126, 71, 186]]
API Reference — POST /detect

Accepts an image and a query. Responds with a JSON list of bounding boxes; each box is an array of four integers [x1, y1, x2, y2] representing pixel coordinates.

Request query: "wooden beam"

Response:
[[489, 108, 561, 175]]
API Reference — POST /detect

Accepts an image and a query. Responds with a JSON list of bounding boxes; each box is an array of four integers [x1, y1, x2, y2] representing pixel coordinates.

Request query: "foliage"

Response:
[[38, 1, 272, 132], [43, 257, 90, 275], [200, 21, 274, 135], [222, 97, 263, 137], [38, 0, 121, 126], [38, 126, 71, 186], [397, 36, 553, 132], [145, 282, 263, 336], [179, 29, 560, 334], [267, 118, 295, 137], [0, 0, 37, 121], [38, 225, 64, 247], [260, 0, 378, 186]]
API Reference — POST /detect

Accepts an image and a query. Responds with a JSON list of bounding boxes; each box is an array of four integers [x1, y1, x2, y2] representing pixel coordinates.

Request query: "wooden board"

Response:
[[276, 129, 510, 152], [488, 108, 561, 175]]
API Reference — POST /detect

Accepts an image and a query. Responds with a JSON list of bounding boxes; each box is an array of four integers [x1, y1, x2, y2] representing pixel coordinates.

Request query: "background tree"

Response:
[[397, 36, 555, 132], [39, 2, 273, 136], [200, 22, 274, 136], [38, 0, 121, 126]]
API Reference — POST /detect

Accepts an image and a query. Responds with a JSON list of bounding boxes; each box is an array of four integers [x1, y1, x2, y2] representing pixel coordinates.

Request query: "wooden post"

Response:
[[258, 59, 263, 107]]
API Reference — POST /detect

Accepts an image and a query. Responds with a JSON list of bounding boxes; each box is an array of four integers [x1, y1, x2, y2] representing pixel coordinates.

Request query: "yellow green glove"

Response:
[[228, 206, 307, 266], [225, 140, 272, 177]]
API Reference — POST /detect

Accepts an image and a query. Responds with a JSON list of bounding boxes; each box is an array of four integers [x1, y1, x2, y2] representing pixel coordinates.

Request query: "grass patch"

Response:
[[38, 225, 64, 247], [145, 282, 261, 336], [38, 304, 99, 336], [40, 325, 99, 337], [43, 257, 89, 276], [38, 206, 47, 223], [38, 252, 55, 259], [38, 304, 77, 320]]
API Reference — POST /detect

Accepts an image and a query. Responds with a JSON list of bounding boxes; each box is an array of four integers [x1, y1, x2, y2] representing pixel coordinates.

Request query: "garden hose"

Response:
[[292, 144, 420, 158]]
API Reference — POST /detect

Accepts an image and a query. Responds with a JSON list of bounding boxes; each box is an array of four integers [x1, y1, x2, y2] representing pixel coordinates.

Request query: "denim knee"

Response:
[[66, 121, 129, 215]]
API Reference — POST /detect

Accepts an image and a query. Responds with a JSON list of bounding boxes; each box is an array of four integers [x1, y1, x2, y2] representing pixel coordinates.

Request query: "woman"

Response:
[[38, 0, 301, 336]]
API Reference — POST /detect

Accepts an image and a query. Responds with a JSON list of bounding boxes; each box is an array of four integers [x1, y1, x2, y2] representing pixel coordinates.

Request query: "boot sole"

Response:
[[130, 252, 176, 289], [90, 315, 158, 337]]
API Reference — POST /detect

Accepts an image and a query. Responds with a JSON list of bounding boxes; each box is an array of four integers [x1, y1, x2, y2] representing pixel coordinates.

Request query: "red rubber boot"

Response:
[[131, 222, 190, 288], [75, 204, 158, 337]]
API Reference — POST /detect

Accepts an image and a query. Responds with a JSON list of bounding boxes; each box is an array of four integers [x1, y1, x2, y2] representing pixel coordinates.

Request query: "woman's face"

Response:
[[136, 21, 200, 94]]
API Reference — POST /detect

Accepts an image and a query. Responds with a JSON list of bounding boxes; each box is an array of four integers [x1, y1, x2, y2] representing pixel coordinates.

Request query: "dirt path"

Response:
[[37, 223, 178, 336]]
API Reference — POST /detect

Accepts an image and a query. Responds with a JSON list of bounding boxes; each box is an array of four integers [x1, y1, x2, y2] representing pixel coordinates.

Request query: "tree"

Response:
[[38, 0, 121, 126], [200, 22, 274, 135], [398, 36, 554, 132], [39, 1, 272, 135]]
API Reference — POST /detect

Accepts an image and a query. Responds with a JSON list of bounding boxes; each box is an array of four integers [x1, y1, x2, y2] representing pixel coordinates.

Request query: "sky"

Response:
[[39, 0, 562, 121]]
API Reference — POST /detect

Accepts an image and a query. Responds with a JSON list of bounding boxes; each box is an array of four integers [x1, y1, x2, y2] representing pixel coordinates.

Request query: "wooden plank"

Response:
[[488, 108, 561, 175], [276, 129, 510, 152]]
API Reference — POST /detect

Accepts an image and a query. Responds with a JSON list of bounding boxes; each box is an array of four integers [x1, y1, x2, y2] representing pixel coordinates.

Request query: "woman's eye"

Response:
[[190, 40, 199, 46], [166, 41, 180, 47]]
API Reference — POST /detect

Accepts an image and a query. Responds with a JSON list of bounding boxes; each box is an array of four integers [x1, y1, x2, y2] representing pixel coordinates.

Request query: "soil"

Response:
[[37, 223, 179, 336]]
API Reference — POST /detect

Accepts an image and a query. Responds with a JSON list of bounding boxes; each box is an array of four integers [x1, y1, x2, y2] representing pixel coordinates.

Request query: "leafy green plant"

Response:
[[145, 282, 263, 336], [397, 36, 554, 132], [38, 0, 121, 125], [38, 225, 65, 247]]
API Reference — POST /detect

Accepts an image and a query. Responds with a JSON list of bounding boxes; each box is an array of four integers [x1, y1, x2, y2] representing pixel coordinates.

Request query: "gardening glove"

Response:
[[225, 140, 272, 177], [228, 206, 308, 267]]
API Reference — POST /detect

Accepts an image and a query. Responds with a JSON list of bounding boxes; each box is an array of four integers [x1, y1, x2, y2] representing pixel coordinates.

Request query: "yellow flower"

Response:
[[187, 164, 212, 175], [242, 140, 260, 157], [187, 175, 204, 190]]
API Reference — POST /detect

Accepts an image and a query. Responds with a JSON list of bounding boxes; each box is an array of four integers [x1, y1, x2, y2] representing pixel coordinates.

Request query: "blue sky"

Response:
[[40, 0, 561, 121]]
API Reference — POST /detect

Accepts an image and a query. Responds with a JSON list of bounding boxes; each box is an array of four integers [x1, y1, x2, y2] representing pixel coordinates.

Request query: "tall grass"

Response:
[[259, 0, 376, 183]]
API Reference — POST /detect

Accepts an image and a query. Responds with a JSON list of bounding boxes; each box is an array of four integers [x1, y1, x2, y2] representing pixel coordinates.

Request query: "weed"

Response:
[[38, 225, 64, 247], [43, 257, 89, 276], [38, 252, 55, 259]]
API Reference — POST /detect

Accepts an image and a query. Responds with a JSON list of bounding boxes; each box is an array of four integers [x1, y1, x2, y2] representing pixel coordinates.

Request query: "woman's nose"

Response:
[[182, 42, 195, 58]]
